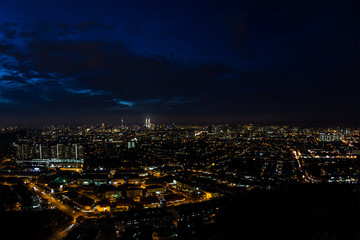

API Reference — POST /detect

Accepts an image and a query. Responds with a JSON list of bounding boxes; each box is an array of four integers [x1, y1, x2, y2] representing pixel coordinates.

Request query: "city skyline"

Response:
[[0, 1, 359, 237], [0, 0, 359, 126], [1, 121, 359, 239]]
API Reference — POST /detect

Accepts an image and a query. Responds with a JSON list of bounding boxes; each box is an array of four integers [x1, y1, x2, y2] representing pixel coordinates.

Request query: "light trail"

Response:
[[293, 150, 302, 172]]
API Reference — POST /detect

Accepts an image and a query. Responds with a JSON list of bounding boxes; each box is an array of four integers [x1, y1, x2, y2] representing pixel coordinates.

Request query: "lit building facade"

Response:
[[145, 118, 151, 128], [319, 133, 341, 142], [15, 143, 84, 171]]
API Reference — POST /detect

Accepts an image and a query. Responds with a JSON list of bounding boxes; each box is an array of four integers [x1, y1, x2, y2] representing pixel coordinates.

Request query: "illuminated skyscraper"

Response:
[[127, 141, 135, 149], [145, 118, 151, 128]]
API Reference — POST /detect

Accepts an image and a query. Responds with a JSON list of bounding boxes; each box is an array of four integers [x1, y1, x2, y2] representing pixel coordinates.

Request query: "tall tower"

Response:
[[39, 144, 42, 160], [145, 118, 151, 128], [121, 118, 124, 128], [75, 143, 78, 159]]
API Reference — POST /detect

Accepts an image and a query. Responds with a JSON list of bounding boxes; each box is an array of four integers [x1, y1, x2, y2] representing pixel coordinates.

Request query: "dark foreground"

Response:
[[0, 183, 359, 240]]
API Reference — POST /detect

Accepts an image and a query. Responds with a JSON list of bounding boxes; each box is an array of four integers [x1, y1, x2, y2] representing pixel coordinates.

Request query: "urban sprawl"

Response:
[[0, 122, 359, 239]]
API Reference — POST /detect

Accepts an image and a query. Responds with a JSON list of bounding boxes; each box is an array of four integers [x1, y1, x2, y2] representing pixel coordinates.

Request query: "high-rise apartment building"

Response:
[[15, 143, 84, 160], [319, 133, 341, 142]]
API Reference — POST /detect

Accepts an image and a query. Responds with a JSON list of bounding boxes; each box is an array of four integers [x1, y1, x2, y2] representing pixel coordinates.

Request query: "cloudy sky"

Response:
[[0, 0, 359, 126]]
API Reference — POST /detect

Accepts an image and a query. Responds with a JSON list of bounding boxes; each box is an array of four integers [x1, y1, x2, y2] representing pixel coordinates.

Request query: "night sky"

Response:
[[0, 0, 359, 126]]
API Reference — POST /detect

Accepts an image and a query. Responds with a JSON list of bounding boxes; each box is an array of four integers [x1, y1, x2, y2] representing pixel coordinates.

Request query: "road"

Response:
[[27, 182, 84, 218], [47, 222, 77, 240], [24, 181, 88, 240], [292, 150, 317, 183], [0, 158, 11, 169]]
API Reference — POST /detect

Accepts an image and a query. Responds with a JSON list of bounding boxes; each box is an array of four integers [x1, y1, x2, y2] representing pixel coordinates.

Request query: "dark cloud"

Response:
[[18, 31, 39, 38], [0, 34, 236, 120], [0, 43, 14, 53], [126, 18, 142, 35], [8, 20, 116, 43], [75, 20, 116, 31], [0, 1, 358, 126], [58, 22, 71, 29], [317, 38, 332, 57], [12, 38, 231, 95], [2, 29, 16, 39], [225, 12, 253, 60], [0, 22, 17, 39], [1, 30, 358, 125]]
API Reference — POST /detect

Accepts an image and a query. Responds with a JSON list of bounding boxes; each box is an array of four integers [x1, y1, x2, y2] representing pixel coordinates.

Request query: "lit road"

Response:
[[341, 138, 354, 148], [0, 158, 11, 169], [27, 182, 83, 218], [292, 150, 317, 183], [0, 158, 11, 164], [24, 181, 88, 240], [293, 150, 302, 172], [48, 222, 77, 240]]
